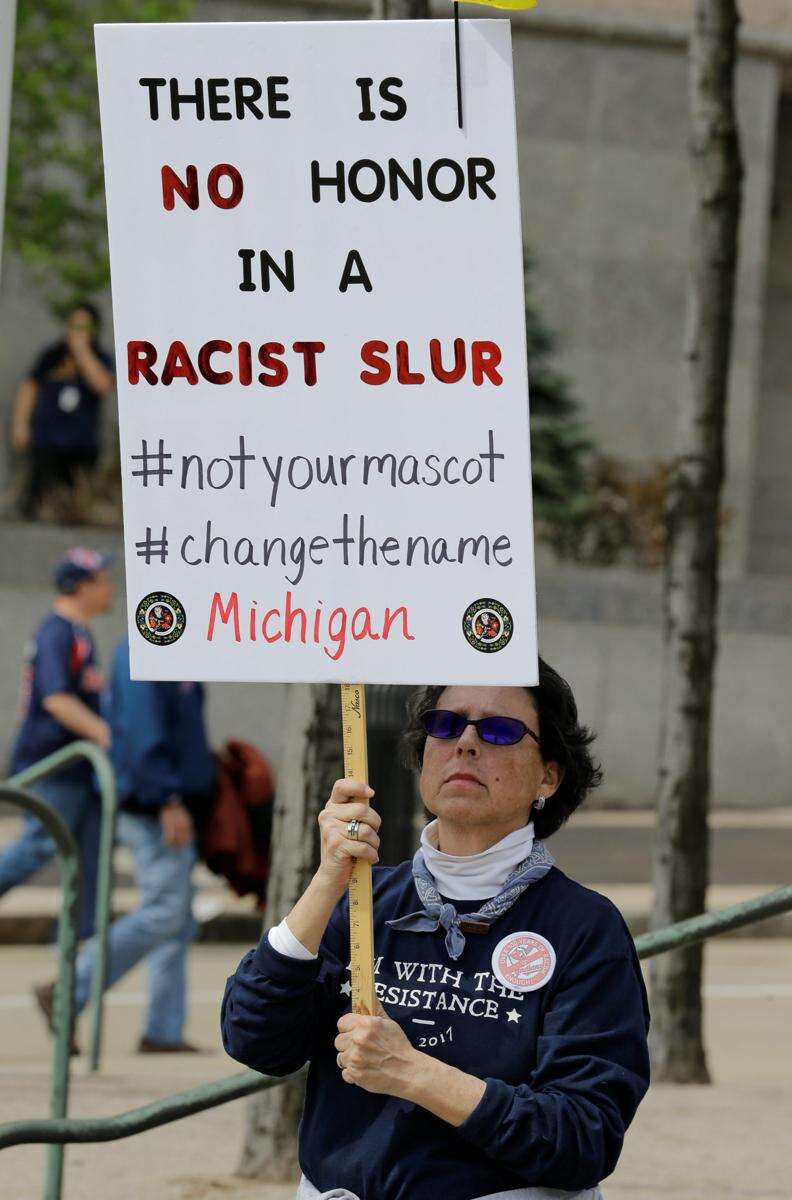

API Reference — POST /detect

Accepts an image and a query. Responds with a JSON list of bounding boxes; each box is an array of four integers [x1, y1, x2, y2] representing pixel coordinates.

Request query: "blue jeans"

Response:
[[74, 810, 197, 1044], [0, 777, 100, 939]]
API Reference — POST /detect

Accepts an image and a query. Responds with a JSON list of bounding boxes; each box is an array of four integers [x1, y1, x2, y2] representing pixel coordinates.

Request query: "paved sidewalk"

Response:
[[0, 940, 790, 1200], [1, 809, 790, 942]]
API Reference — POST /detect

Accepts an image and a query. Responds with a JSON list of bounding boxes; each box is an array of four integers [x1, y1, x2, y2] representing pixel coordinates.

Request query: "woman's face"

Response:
[[66, 308, 95, 337], [419, 686, 560, 839]]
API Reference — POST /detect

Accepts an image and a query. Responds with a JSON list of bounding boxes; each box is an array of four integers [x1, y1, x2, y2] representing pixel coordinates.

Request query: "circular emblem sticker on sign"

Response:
[[135, 592, 186, 647], [462, 598, 513, 654], [491, 931, 556, 993]]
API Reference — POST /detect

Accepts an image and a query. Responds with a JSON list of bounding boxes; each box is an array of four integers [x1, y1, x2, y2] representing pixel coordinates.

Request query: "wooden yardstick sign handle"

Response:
[[340, 683, 377, 1015]]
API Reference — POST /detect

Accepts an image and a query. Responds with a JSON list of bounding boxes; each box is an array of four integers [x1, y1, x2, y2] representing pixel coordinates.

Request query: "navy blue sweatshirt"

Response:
[[221, 863, 650, 1200], [107, 638, 215, 812]]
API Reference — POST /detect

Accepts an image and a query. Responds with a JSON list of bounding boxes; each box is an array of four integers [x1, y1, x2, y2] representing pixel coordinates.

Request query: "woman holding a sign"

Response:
[[222, 661, 650, 1200]]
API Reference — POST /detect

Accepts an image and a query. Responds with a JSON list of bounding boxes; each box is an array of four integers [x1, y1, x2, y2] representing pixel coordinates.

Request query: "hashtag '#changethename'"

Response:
[[135, 527, 169, 564]]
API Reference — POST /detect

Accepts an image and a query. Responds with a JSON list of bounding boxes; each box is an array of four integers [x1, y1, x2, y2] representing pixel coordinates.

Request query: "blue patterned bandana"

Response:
[[385, 839, 555, 961]]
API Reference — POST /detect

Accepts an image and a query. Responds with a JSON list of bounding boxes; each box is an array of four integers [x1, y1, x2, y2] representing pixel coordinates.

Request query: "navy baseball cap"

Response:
[[54, 547, 114, 594]]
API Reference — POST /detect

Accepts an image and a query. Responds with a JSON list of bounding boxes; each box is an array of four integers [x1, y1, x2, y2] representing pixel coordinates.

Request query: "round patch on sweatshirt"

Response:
[[491, 931, 556, 992]]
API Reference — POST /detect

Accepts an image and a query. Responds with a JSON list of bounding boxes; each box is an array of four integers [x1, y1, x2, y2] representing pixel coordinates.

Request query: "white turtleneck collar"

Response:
[[419, 819, 535, 901]]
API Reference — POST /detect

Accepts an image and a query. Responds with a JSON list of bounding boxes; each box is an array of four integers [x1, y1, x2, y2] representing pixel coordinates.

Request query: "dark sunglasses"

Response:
[[422, 708, 540, 748]]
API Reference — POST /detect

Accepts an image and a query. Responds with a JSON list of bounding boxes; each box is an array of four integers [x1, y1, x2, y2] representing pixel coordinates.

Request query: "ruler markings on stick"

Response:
[[340, 682, 377, 1016]]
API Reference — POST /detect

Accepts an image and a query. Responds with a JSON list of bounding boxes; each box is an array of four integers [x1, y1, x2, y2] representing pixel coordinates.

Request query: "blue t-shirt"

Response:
[[10, 613, 103, 784], [30, 345, 114, 451]]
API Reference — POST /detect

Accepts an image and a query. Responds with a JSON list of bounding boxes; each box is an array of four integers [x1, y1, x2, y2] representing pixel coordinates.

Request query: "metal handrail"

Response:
[[0, 880, 789, 1174], [0, 1069, 296, 1148], [0, 786, 81, 1200], [634, 883, 792, 958], [7, 741, 117, 1073]]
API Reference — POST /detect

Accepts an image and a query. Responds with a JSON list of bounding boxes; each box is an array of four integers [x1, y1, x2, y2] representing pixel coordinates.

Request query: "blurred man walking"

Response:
[[67, 637, 215, 1051], [0, 548, 113, 944]]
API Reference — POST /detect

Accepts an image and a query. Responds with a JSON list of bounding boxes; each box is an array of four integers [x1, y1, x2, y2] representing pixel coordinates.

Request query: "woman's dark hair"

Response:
[[66, 299, 102, 331], [36, 301, 103, 378], [402, 657, 603, 839]]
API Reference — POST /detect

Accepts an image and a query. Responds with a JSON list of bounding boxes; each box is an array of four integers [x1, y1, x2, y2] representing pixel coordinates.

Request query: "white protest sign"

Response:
[[95, 20, 537, 684]]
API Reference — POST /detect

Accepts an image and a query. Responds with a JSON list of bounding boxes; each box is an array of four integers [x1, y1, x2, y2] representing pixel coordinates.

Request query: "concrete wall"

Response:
[[511, 27, 779, 579], [535, 551, 792, 807]]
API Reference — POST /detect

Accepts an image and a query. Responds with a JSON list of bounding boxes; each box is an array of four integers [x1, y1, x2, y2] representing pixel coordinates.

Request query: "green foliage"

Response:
[[7, 0, 191, 313], [524, 260, 670, 565], [524, 260, 598, 552]]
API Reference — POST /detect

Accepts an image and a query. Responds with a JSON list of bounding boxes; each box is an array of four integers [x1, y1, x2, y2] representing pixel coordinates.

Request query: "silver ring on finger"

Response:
[[347, 818, 360, 841]]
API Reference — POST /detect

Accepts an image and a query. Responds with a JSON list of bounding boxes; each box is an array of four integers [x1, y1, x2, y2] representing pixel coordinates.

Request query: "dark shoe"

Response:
[[136, 1036, 202, 1054], [33, 982, 80, 1056]]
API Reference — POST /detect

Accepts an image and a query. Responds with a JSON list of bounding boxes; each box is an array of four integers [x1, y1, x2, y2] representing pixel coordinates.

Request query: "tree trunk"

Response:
[[237, 683, 341, 1180], [367, 686, 420, 867], [650, 0, 743, 1084]]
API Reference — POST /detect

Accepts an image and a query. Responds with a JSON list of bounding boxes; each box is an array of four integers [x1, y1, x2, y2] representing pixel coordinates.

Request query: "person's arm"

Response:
[[263, 777, 378, 960], [336, 915, 650, 1193], [221, 779, 380, 1074], [11, 379, 38, 453], [114, 678, 193, 845], [68, 332, 114, 396], [158, 798, 193, 847], [116, 679, 181, 807], [448, 945, 650, 1190], [286, 779, 379, 948], [334, 1009, 486, 1115], [221, 897, 350, 1077], [36, 622, 109, 748], [41, 693, 110, 749]]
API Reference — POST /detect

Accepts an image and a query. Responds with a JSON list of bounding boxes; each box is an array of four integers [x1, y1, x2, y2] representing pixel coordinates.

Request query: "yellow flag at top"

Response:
[[450, 0, 537, 129], [461, 0, 537, 8]]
